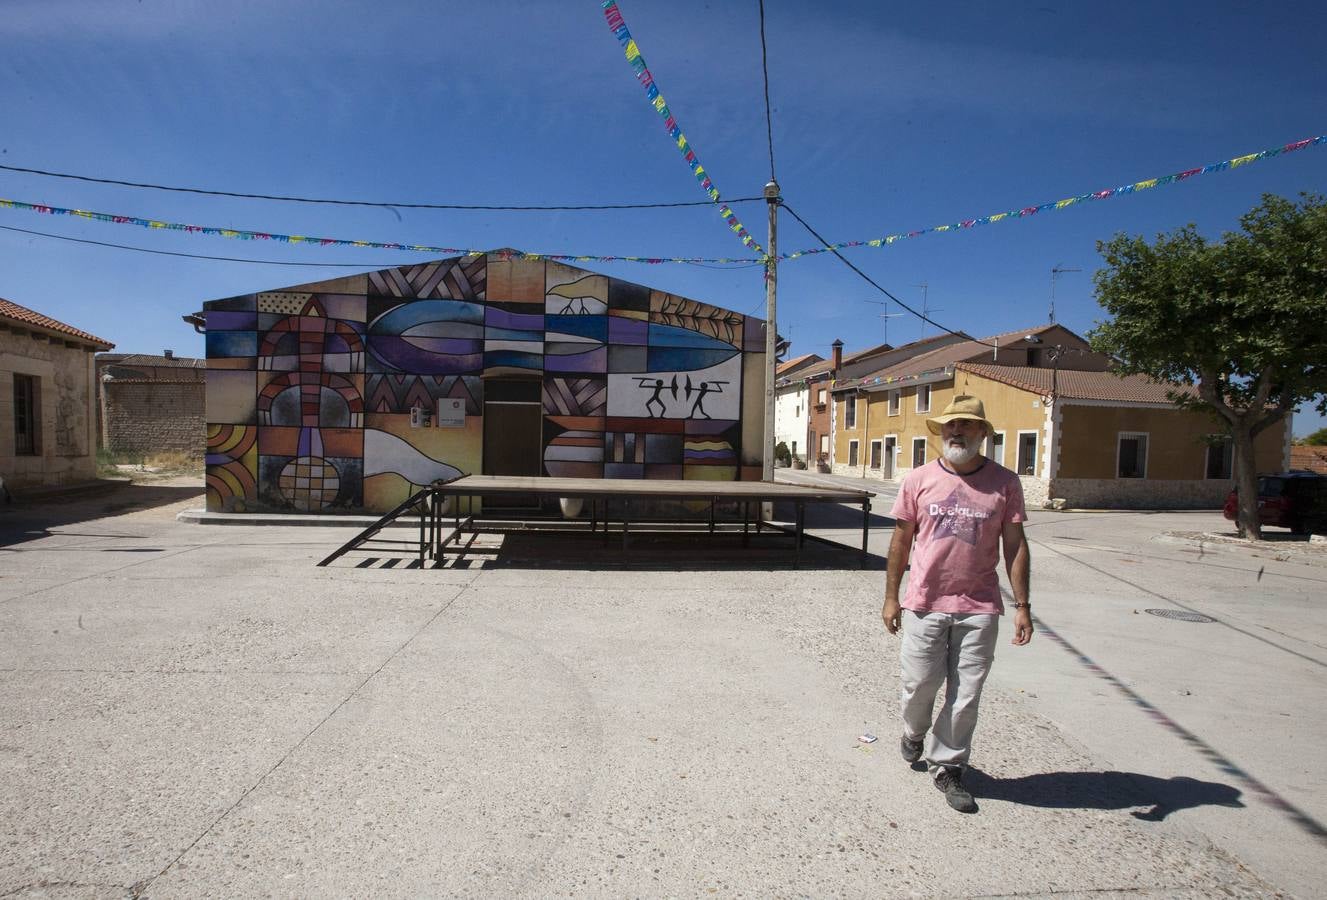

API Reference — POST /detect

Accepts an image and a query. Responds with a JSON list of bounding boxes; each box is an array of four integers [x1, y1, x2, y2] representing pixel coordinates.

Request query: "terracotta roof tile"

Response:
[[776, 353, 822, 376], [957, 363, 1195, 403], [1291, 445, 1327, 474], [0, 298, 114, 348], [101, 353, 205, 369]]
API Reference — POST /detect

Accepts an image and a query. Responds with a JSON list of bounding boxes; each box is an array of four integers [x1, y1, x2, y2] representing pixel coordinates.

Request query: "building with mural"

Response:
[[201, 253, 768, 514]]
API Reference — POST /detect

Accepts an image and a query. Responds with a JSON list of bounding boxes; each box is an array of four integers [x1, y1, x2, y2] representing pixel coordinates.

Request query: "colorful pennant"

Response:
[[780, 136, 1326, 260], [602, 1, 764, 258], [0, 196, 757, 265]]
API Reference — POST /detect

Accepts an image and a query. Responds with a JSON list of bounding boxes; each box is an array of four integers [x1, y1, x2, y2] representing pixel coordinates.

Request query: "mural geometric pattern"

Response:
[[204, 253, 764, 513]]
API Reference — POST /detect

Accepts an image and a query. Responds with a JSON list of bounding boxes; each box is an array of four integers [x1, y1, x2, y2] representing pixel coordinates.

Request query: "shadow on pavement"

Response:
[[966, 769, 1244, 820], [0, 482, 203, 548]]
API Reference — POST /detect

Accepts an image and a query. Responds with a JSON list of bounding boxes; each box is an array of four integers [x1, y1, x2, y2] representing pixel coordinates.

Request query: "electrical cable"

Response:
[[0, 222, 765, 270], [757, 0, 776, 183], [779, 202, 994, 348], [0, 162, 765, 211]]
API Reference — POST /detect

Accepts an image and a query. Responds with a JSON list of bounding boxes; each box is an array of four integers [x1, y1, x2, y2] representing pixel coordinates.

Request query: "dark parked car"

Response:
[[1223, 472, 1327, 534]]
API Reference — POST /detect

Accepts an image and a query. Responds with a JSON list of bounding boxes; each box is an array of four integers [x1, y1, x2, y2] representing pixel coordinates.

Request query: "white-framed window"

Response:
[[1016, 430, 1038, 476], [916, 384, 931, 413], [1117, 431, 1149, 479], [848, 439, 860, 467], [820, 434, 829, 454], [884, 435, 898, 475], [869, 439, 882, 469], [912, 436, 927, 468], [791, 440, 798, 461], [845, 396, 857, 428], [817, 388, 827, 405], [794, 404, 800, 417], [985, 430, 1006, 468], [1205, 436, 1233, 479], [888, 390, 900, 416]]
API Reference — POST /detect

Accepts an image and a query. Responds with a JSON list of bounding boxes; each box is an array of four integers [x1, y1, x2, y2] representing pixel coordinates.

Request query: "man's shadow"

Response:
[[963, 769, 1243, 821]]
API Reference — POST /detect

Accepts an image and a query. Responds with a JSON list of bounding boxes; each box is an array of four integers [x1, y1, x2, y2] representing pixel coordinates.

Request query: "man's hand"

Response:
[[1011, 607, 1033, 645], [882, 597, 902, 635]]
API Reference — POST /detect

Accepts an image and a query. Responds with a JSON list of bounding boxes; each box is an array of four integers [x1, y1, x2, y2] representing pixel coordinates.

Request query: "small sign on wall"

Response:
[[437, 397, 466, 427]]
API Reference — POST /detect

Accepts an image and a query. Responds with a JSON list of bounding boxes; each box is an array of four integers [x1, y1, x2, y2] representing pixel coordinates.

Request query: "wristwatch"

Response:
[[1012, 601, 1031, 610]]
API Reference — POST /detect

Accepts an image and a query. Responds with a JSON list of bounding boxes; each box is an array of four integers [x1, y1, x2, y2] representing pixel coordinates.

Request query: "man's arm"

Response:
[[1002, 520, 1032, 645], [882, 519, 916, 635]]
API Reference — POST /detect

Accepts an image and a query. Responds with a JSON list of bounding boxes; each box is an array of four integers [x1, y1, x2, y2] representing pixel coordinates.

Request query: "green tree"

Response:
[[1303, 427, 1327, 446], [1089, 193, 1327, 539]]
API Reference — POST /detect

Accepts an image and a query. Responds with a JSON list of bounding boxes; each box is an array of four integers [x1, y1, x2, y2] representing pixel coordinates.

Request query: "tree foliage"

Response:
[[1089, 193, 1327, 537], [1303, 427, 1327, 446]]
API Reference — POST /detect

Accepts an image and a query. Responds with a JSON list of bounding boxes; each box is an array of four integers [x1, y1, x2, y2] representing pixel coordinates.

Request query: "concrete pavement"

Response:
[[1, 476, 1319, 897]]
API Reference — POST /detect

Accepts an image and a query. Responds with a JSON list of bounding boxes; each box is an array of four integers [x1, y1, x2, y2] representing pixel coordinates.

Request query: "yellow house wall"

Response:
[[1057, 404, 1285, 479]]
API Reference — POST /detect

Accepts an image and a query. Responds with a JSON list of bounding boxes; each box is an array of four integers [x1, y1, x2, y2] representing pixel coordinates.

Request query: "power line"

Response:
[[757, 0, 777, 183], [0, 162, 765, 211], [779, 202, 992, 348]]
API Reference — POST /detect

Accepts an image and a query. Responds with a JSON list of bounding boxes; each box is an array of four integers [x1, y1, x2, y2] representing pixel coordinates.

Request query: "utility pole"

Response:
[[1049, 265, 1080, 325], [763, 179, 780, 485]]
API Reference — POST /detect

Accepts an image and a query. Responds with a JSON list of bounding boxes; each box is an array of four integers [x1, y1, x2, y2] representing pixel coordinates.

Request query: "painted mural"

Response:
[[203, 253, 766, 513]]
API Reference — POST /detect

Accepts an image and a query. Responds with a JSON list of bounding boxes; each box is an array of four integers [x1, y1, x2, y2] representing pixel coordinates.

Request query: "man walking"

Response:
[[882, 395, 1032, 813]]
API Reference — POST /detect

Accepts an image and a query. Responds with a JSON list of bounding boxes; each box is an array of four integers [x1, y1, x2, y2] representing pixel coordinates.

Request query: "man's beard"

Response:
[[943, 439, 981, 466]]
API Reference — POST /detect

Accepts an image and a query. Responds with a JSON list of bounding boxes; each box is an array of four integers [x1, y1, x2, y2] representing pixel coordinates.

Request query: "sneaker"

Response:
[[900, 735, 923, 764], [934, 766, 977, 813]]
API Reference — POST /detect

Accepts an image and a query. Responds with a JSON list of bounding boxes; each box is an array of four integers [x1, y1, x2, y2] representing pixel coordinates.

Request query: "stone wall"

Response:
[[1050, 477, 1228, 509], [0, 329, 98, 489], [102, 380, 206, 457]]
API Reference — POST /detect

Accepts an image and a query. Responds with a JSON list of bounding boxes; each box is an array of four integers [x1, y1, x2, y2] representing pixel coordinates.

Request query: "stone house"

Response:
[[96, 351, 207, 459], [1, 298, 114, 492], [828, 323, 1289, 509]]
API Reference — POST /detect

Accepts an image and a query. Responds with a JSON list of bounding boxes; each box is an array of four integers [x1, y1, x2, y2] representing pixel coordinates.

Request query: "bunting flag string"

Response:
[[0, 196, 759, 265], [2, 134, 1320, 268], [601, 1, 765, 258], [780, 135, 1327, 260]]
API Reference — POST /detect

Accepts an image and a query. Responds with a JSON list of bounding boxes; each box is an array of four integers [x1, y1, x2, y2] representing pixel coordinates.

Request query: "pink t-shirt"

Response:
[[889, 458, 1026, 614]]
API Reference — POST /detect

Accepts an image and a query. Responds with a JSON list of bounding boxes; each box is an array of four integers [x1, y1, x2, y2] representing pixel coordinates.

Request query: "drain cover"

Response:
[[1145, 608, 1216, 623]]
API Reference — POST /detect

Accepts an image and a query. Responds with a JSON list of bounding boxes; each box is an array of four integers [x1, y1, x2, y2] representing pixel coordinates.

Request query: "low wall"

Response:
[[1050, 477, 1228, 510], [102, 380, 205, 457]]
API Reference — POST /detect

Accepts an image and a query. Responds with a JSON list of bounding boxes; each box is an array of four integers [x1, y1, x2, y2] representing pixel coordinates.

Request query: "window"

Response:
[[1205, 437, 1233, 479], [888, 390, 900, 416], [794, 404, 800, 417], [916, 384, 931, 413], [845, 396, 856, 428], [912, 436, 927, 468], [1016, 431, 1037, 476], [817, 388, 827, 405], [819, 434, 829, 454], [791, 440, 798, 461], [848, 440, 859, 467], [1118, 432, 1148, 479], [13, 374, 37, 456], [869, 440, 882, 469], [986, 431, 1005, 467]]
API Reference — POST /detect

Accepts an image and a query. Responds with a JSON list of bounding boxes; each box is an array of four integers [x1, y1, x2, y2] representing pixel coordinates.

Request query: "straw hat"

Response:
[[926, 395, 993, 436]]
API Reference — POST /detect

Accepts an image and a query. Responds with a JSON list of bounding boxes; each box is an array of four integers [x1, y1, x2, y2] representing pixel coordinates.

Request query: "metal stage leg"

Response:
[[861, 497, 872, 566], [795, 500, 806, 568], [622, 497, 632, 552], [709, 498, 716, 533], [742, 501, 750, 547]]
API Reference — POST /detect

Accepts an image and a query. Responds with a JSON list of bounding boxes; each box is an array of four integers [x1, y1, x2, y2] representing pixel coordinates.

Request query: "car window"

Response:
[[1258, 477, 1284, 498]]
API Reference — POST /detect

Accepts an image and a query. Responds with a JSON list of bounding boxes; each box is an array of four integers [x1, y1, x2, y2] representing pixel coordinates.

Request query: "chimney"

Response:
[[164, 349, 173, 359], [831, 339, 843, 371]]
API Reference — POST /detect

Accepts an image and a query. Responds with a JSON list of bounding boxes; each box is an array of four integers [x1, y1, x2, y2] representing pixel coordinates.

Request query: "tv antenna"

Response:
[[915, 283, 940, 338], [1049, 265, 1081, 324]]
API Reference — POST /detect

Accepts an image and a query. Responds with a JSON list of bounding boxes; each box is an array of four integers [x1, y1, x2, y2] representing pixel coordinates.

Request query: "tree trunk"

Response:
[[1232, 425, 1261, 541]]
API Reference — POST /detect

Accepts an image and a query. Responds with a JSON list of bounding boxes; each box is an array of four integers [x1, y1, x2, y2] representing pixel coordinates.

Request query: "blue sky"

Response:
[[3, 0, 1325, 434]]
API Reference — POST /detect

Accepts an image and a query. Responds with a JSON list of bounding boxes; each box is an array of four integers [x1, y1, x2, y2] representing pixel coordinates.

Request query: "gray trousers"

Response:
[[899, 609, 999, 774]]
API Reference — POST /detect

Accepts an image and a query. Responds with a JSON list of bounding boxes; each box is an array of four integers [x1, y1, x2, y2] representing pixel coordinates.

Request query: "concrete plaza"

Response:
[[1, 474, 1323, 897]]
